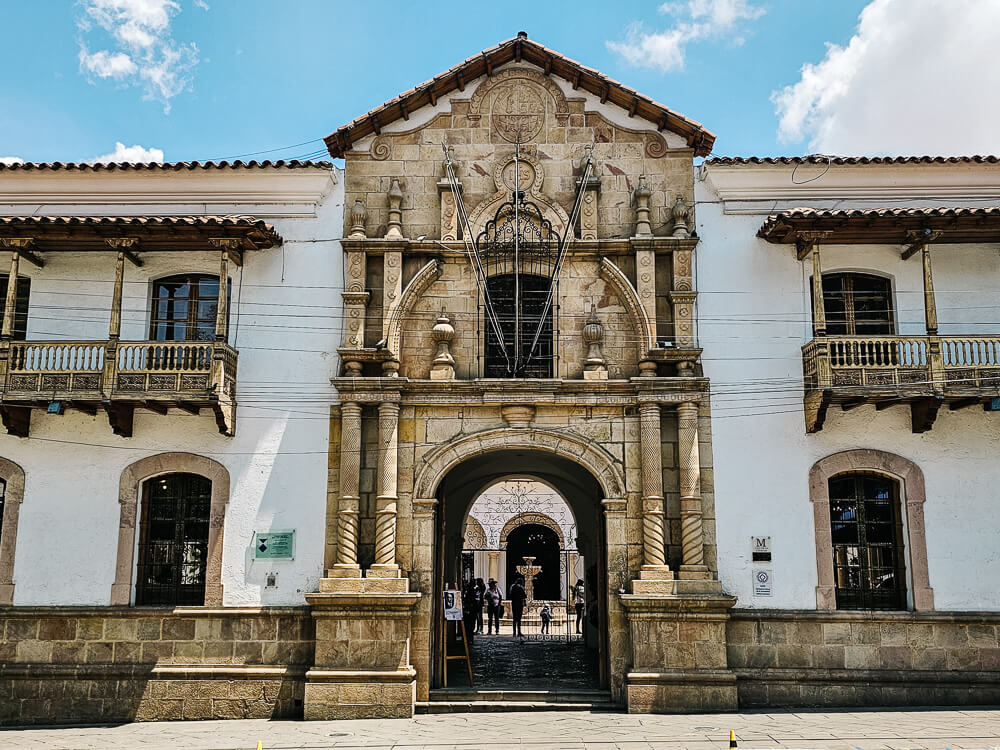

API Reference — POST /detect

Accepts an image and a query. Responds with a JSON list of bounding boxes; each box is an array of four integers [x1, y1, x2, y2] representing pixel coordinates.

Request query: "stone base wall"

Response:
[[728, 610, 1000, 708], [0, 607, 314, 726]]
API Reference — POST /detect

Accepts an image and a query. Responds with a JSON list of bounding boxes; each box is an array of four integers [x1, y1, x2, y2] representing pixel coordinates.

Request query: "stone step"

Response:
[[420, 689, 621, 713]]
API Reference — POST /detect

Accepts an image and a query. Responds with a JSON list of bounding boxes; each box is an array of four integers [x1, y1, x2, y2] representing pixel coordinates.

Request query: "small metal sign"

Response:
[[753, 569, 773, 596], [751, 536, 772, 562], [990, 397, 1000, 412], [443, 590, 463, 620], [253, 530, 295, 560]]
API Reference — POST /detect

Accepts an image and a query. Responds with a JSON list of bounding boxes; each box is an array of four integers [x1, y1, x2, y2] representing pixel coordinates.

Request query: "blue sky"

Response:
[[0, 1, 993, 164]]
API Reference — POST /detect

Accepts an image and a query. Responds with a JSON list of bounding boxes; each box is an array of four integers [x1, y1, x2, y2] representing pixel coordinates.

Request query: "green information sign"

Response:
[[253, 530, 295, 560]]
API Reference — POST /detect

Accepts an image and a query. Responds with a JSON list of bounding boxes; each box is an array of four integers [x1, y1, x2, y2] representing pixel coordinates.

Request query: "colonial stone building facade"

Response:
[[0, 35, 998, 725]]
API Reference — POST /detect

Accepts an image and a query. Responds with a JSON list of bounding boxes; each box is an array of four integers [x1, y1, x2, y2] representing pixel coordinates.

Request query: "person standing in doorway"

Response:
[[509, 576, 527, 638], [474, 577, 486, 634], [539, 603, 552, 635], [483, 578, 503, 635], [574, 578, 586, 635]]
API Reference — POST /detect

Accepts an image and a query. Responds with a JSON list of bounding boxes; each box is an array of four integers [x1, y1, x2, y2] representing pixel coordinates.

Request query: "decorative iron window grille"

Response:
[[135, 472, 211, 606], [477, 192, 560, 378], [829, 473, 907, 610]]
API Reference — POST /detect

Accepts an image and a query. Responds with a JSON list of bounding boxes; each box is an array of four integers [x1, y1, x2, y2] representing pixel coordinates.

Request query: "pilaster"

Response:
[[634, 401, 673, 594]]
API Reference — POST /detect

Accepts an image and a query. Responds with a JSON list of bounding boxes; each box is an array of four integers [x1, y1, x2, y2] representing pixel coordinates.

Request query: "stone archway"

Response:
[[499, 511, 565, 548]]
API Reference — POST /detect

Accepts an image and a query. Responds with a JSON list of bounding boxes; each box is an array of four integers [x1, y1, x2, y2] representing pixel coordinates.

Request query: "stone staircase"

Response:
[[418, 688, 621, 713]]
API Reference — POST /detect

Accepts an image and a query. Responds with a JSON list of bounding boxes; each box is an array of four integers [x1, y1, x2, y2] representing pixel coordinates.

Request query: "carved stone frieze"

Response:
[[467, 68, 569, 131]]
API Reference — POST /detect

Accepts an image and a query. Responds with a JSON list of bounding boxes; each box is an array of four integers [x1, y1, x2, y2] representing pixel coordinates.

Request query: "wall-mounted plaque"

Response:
[[753, 569, 773, 596], [253, 530, 295, 560], [751, 536, 772, 562]]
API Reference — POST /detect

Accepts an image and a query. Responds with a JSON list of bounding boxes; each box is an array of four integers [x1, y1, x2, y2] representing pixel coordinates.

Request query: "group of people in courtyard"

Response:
[[461, 576, 586, 638]]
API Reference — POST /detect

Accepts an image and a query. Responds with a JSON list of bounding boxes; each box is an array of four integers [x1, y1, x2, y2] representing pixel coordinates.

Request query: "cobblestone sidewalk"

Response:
[[1, 708, 999, 750]]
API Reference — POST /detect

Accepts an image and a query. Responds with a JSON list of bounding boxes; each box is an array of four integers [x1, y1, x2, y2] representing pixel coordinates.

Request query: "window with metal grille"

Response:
[[483, 273, 553, 378], [135, 473, 211, 606], [149, 274, 229, 342], [0, 275, 30, 340], [829, 473, 907, 610], [817, 272, 895, 335]]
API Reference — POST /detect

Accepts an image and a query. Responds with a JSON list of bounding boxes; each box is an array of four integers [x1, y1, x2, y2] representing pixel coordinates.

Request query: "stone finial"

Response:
[[349, 199, 368, 239], [386, 178, 403, 239], [633, 176, 652, 237], [582, 307, 608, 380], [671, 195, 690, 238], [429, 309, 456, 381]]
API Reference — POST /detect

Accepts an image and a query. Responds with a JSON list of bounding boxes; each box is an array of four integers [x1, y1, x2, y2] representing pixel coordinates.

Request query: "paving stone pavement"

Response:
[[1, 708, 1000, 750]]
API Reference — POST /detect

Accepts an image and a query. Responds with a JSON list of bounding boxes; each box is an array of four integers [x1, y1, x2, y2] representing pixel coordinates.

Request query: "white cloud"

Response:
[[90, 142, 165, 164], [607, 0, 765, 73], [77, 0, 199, 113], [0, 157, 24, 166], [773, 0, 1000, 156], [194, 0, 209, 9], [78, 49, 138, 78]]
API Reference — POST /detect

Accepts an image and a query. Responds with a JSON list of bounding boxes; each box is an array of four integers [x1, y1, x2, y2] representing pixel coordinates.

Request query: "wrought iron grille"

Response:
[[476, 192, 560, 378], [830, 474, 906, 610], [135, 472, 211, 606]]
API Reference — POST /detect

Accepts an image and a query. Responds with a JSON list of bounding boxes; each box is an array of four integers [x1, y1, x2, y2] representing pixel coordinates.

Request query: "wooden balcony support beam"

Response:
[[795, 230, 831, 261], [910, 396, 943, 434], [875, 397, 907, 411], [0, 404, 31, 438], [804, 389, 830, 433], [949, 397, 981, 411], [143, 402, 169, 415], [175, 402, 201, 415], [103, 402, 134, 438], [901, 228, 942, 260], [840, 398, 867, 411]]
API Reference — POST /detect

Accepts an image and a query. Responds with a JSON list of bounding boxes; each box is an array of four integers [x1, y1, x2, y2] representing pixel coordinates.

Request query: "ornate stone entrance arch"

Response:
[[413, 426, 626, 502]]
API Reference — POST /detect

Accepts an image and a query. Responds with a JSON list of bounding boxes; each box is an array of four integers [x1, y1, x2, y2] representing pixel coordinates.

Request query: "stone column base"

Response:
[[626, 669, 738, 713], [304, 668, 416, 720], [305, 587, 420, 720], [620, 593, 738, 713]]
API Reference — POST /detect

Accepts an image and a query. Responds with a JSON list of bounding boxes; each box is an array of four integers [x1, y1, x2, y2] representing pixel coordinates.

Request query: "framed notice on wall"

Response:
[[253, 530, 295, 560]]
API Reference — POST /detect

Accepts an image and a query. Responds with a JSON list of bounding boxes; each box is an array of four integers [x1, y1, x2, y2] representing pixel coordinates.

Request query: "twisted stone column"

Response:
[[639, 401, 668, 570], [373, 401, 400, 574], [334, 402, 362, 572], [677, 400, 709, 578]]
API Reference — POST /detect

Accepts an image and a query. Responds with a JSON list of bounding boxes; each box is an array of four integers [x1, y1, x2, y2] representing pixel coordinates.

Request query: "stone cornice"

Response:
[[332, 376, 709, 405], [342, 237, 697, 256]]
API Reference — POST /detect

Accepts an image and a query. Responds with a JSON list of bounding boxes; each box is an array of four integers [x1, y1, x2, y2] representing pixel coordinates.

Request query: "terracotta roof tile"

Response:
[[0, 159, 333, 173], [325, 33, 715, 158], [706, 155, 1000, 166]]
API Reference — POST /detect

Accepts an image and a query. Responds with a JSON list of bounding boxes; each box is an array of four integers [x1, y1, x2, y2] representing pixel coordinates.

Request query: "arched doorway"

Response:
[[505, 523, 560, 602], [427, 443, 615, 695]]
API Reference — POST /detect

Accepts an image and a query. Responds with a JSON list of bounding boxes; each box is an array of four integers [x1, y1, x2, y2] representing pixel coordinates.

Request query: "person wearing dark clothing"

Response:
[[474, 577, 486, 634], [573, 579, 586, 634], [483, 578, 503, 634], [509, 577, 527, 638], [462, 581, 479, 645]]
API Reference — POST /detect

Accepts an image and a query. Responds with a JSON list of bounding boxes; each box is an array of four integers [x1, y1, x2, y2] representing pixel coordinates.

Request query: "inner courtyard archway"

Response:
[[432, 447, 612, 693]]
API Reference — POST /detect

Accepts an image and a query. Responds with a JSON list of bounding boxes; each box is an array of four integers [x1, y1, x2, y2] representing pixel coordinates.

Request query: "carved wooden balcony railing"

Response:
[[0, 339, 237, 437], [803, 334, 1000, 433]]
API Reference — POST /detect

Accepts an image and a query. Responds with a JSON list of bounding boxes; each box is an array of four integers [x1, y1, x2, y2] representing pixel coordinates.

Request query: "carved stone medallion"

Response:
[[491, 83, 545, 143]]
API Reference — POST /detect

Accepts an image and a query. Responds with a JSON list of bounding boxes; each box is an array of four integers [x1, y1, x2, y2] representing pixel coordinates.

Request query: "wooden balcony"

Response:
[[0, 339, 238, 437], [803, 335, 1000, 433]]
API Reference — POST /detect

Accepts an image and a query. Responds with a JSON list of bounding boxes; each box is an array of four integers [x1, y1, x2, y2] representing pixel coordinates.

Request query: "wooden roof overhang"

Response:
[[0, 215, 282, 266], [759, 207, 1000, 259], [324, 32, 715, 158]]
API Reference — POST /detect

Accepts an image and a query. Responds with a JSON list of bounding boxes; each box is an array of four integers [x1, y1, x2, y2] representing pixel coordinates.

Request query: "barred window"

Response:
[[135, 473, 211, 606], [830, 473, 907, 610], [483, 273, 553, 378]]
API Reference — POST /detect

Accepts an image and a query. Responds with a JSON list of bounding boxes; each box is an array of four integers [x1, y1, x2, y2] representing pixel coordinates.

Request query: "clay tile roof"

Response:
[[706, 155, 1000, 166], [0, 215, 282, 251], [0, 159, 333, 172], [324, 33, 715, 158], [758, 206, 1000, 246]]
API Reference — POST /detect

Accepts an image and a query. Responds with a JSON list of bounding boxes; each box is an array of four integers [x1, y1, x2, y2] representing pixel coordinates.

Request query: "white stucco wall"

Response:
[[0, 166, 343, 606], [696, 165, 1000, 612]]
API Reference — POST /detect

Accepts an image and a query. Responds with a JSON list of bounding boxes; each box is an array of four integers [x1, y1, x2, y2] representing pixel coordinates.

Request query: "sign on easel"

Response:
[[442, 589, 473, 687], [443, 590, 463, 620]]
